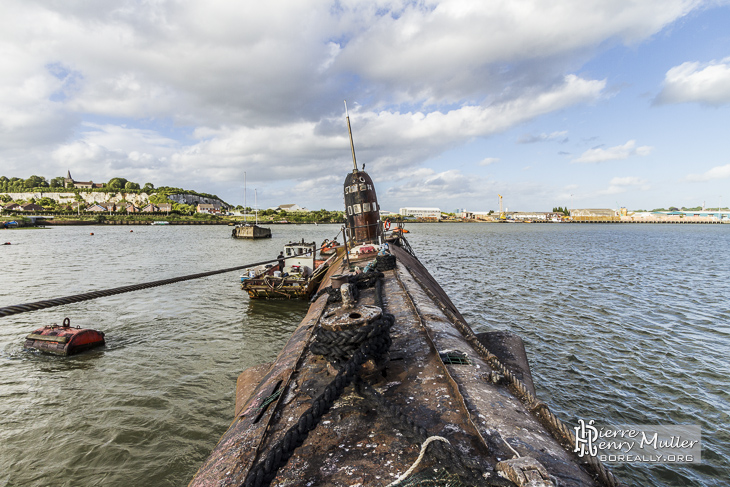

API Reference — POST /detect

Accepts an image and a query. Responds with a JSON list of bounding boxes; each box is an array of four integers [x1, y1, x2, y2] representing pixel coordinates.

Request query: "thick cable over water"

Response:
[[0, 257, 281, 318], [0, 235, 348, 319]]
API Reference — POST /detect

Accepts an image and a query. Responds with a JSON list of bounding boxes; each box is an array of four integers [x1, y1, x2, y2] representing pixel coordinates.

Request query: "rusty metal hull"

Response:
[[241, 273, 326, 300], [232, 224, 272, 239], [25, 325, 105, 356], [344, 171, 381, 244], [190, 244, 610, 487]]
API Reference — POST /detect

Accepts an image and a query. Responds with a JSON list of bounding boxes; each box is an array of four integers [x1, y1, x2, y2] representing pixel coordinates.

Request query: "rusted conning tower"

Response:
[[343, 102, 382, 245]]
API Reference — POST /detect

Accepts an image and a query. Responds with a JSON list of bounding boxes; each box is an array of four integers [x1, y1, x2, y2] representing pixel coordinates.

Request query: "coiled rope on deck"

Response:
[[241, 312, 395, 487], [311, 268, 501, 487]]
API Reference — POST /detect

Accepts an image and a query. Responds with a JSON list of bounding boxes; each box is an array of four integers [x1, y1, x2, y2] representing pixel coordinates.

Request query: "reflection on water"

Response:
[[1, 223, 728, 486]]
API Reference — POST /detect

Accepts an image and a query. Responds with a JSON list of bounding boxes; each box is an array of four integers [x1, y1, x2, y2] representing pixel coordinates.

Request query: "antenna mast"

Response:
[[345, 101, 358, 173]]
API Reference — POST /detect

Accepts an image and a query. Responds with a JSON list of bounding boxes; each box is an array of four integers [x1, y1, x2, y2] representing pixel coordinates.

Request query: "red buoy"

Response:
[[25, 318, 105, 356]]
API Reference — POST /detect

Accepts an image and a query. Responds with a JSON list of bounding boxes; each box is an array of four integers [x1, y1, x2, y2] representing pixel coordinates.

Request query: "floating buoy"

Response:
[[24, 318, 105, 356], [3, 242, 10, 245], [130, 230, 133, 232], [90, 232, 94, 235]]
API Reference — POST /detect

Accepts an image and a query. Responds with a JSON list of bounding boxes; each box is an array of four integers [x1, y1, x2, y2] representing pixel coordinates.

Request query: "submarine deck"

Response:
[[190, 245, 602, 486]]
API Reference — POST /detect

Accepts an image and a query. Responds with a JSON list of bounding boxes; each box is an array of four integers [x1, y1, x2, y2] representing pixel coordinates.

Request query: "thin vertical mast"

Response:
[[244, 172, 247, 222], [345, 101, 358, 173]]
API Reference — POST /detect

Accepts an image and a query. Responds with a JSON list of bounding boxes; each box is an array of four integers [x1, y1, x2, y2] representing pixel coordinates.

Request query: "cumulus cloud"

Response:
[[572, 140, 653, 163], [1, 0, 694, 125], [52, 124, 180, 184], [655, 58, 730, 106], [151, 75, 604, 189], [384, 169, 486, 206], [479, 157, 500, 166], [0, 0, 710, 208], [684, 164, 730, 182], [336, 0, 700, 104]]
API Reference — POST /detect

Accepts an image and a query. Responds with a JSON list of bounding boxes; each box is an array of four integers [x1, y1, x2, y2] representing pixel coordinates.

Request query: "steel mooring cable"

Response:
[[0, 257, 282, 318], [0, 236, 348, 319]]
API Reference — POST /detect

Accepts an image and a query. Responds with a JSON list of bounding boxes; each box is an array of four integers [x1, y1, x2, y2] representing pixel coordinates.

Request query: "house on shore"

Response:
[[197, 203, 221, 214], [269, 204, 309, 212], [20, 203, 44, 212], [86, 203, 116, 212]]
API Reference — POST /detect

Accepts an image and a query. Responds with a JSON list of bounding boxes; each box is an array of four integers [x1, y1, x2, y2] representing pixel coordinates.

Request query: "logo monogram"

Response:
[[574, 419, 599, 457]]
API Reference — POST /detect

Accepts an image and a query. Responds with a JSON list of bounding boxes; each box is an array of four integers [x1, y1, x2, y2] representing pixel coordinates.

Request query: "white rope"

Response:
[[497, 429, 520, 458], [385, 436, 451, 487]]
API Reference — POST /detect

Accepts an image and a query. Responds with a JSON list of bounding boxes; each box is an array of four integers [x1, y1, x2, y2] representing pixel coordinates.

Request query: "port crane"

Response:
[[498, 194, 506, 220]]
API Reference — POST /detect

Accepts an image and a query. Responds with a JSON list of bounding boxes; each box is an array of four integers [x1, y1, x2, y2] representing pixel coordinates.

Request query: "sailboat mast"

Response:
[[255, 189, 258, 225], [244, 172, 247, 223], [345, 101, 358, 173]]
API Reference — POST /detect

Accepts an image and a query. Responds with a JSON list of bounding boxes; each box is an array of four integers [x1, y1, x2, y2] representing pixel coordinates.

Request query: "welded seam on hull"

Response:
[[393, 261, 494, 465], [230, 291, 331, 485]]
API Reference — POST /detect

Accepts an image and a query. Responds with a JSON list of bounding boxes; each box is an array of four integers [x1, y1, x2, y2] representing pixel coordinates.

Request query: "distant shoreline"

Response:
[[5, 216, 728, 227]]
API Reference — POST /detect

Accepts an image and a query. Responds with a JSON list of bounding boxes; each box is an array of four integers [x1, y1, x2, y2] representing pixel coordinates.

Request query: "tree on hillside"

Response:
[[150, 193, 174, 205], [38, 197, 57, 208], [125, 181, 140, 190], [173, 203, 194, 214], [24, 175, 49, 188], [49, 176, 65, 187], [142, 182, 154, 192], [108, 178, 128, 189]]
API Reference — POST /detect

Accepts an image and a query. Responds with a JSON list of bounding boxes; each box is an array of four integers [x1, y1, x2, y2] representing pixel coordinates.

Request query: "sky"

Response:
[[2, 0, 730, 213]]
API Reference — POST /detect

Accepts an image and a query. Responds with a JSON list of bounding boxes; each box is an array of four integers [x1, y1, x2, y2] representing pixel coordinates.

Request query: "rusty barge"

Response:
[[190, 111, 622, 487], [241, 240, 335, 300]]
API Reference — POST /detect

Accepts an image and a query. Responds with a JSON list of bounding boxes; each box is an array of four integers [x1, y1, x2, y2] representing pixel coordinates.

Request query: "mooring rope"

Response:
[[353, 380, 501, 486], [311, 266, 499, 487], [403, 268, 627, 487], [385, 436, 450, 487], [241, 313, 395, 487], [1, 233, 351, 319], [0, 257, 292, 318]]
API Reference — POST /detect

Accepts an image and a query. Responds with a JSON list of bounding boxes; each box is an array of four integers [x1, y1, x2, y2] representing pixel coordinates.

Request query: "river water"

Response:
[[0, 223, 727, 486]]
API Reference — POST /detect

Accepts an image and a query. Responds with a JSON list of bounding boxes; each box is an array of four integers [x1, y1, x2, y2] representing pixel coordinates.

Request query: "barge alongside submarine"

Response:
[[190, 112, 622, 487]]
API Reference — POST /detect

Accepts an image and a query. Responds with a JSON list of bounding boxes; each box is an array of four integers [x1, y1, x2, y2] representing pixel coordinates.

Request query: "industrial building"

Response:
[[399, 207, 441, 219]]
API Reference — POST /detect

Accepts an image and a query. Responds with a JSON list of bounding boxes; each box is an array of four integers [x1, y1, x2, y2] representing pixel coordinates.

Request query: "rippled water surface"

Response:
[[1, 223, 728, 486]]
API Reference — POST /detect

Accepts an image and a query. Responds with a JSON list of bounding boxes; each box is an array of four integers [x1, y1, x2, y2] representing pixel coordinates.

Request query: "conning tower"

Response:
[[343, 102, 382, 245], [344, 170, 381, 245]]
